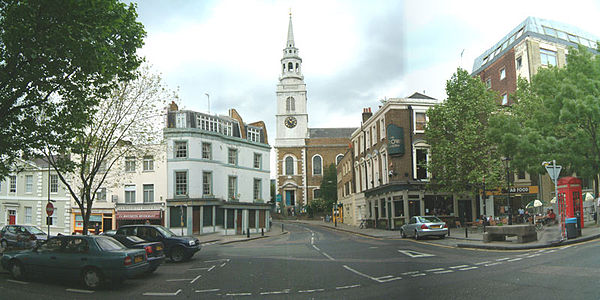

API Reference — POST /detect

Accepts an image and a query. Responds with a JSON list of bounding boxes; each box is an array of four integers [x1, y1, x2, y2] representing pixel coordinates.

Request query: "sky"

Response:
[[131, 0, 600, 176]]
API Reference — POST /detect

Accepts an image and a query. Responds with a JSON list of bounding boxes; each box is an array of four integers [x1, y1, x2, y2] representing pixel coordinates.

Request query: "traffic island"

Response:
[[483, 225, 537, 243]]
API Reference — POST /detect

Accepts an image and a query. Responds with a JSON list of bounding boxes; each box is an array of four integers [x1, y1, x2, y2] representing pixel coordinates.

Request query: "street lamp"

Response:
[[502, 157, 512, 225]]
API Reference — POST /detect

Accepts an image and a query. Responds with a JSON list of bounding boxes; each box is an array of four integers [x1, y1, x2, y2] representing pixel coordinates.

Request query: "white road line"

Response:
[[369, 246, 378, 249], [410, 273, 426, 277], [260, 289, 290, 295], [378, 275, 394, 279], [507, 258, 523, 262], [196, 289, 220, 293], [449, 265, 470, 269], [6, 279, 28, 285], [547, 250, 557, 253], [312, 245, 321, 251], [434, 270, 454, 274], [298, 289, 325, 293], [143, 289, 182, 296], [485, 262, 502, 267], [188, 265, 215, 271], [459, 267, 478, 271], [204, 259, 230, 263], [311, 237, 314, 244], [322, 252, 335, 261], [425, 268, 445, 272], [220, 262, 227, 268], [525, 254, 541, 258], [66, 289, 94, 294], [225, 293, 252, 296], [496, 258, 510, 261], [561, 245, 573, 249], [190, 275, 202, 284], [208, 265, 215, 272], [378, 277, 402, 283], [474, 261, 492, 265], [166, 279, 191, 282], [343, 265, 378, 281], [336, 285, 360, 290], [401, 271, 420, 275]]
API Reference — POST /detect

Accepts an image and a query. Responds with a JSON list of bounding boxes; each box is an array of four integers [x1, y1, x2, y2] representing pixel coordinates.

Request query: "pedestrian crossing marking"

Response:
[[397, 249, 435, 258]]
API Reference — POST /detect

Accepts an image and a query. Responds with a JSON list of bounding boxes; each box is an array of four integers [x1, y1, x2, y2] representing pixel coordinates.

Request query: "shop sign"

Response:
[[486, 185, 539, 196], [387, 124, 405, 156], [116, 210, 161, 220]]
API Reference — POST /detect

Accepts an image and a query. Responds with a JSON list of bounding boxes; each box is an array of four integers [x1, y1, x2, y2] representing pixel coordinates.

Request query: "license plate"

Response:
[[156, 245, 162, 251], [430, 225, 441, 228], [134, 256, 143, 263]]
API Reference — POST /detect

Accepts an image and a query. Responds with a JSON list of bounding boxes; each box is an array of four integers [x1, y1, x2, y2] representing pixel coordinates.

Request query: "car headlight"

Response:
[[189, 240, 195, 246]]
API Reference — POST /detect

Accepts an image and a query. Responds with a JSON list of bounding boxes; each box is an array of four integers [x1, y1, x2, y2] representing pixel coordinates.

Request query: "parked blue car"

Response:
[[1, 235, 149, 289]]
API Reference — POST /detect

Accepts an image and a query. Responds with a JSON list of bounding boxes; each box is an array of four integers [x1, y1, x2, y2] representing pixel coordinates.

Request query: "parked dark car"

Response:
[[1, 235, 149, 289], [115, 225, 200, 262], [0, 225, 48, 250], [110, 234, 165, 273]]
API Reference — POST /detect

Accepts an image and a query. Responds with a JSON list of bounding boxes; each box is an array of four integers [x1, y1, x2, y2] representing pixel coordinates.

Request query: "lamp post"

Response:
[[502, 157, 512, 225]]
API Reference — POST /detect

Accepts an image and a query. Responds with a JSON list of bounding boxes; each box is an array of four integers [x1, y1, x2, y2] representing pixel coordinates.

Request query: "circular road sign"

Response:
[[46, 202, 54, 216]]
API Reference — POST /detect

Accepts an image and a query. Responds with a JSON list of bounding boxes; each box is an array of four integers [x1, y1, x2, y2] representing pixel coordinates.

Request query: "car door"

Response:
[[27, 237, 64, 276], [60, 237, 91, 280], [407, 217, 417, 236]]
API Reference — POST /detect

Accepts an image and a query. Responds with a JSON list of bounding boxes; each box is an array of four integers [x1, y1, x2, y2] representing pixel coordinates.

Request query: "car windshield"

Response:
[[126, 236, 146, 243], [155, 225, 175, 237], [419, 216, 443, 223], [96, 237, 127, 251], [25, 226, 45, 235]]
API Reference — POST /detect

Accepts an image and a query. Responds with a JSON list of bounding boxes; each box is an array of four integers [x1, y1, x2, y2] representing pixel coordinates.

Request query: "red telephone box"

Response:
[[557, 177, 584, 228]]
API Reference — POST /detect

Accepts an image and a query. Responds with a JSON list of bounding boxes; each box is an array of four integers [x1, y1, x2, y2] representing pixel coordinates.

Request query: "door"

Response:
[[408, 200, 420, 218], [236, 211, 242, 234], [60, 237, 90, 279], [458, 200, 473, 223], [102, 218, 112, 232], [285, 190, 295, 206], [27, 237, 64, 277], [193, 207, 201, 234], [8, 210, 16, 225]]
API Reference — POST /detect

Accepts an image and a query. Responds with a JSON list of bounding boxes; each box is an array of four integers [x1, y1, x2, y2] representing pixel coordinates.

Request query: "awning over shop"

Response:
[[116, 210, 161, 220]]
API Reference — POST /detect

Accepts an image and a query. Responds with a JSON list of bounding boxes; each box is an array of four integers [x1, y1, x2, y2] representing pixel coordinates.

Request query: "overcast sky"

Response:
[[131, 0, 600, 175]]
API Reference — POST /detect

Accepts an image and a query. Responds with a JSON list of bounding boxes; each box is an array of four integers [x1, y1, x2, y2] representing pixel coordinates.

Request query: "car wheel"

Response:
[[414, 230, 420, 240], [400, 229, 406, 238], [82, 267, 103, 289], [170, 247, 185, 263], [9, 260, 26, 280]]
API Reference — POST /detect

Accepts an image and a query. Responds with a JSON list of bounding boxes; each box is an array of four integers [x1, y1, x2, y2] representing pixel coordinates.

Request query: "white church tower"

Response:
[[275, 13, 308, 147]]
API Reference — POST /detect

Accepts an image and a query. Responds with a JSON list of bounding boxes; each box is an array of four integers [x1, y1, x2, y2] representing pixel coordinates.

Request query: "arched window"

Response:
[[286, 97, 295, 112], [282, 64, 285, 73], [336, 154, 344, 165], [288, 62, 293, 71], [312, 155, 322, 175], [285, 156, 294, 175], [295, 63, 299, 73]]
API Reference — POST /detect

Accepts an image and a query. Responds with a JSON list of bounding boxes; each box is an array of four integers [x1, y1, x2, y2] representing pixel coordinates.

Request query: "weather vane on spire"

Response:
[[289, 8, 292, 17]]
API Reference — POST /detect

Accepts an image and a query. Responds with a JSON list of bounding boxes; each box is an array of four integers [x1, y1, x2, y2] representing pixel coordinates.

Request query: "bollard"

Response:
[[247, 229, 250, 238], [465, 226, 468, 238], [282, 224, 284, 232], [261, 228, 264, 236]]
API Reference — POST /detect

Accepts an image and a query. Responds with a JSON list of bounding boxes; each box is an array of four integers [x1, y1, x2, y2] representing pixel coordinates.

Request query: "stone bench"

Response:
[[483, 225, 537, 243]]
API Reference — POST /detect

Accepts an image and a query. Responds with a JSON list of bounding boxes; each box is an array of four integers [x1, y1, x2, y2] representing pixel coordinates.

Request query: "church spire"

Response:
[[281, 12, 302, 79], [287, 12, 295, 48]]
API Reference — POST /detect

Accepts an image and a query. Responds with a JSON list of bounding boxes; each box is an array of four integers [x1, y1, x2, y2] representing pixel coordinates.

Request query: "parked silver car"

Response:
[[400, 216, 448, 239], [0, 225, 48, 250]]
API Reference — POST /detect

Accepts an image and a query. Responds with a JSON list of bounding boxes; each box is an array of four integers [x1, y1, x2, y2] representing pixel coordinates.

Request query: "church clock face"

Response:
[[285, 116, 297, 128]]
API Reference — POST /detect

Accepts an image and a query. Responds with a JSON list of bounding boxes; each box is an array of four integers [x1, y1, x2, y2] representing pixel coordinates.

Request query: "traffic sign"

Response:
[[545, 165, 562, 181], [46, 202, 54, 216], [276, 194, 282, 202]]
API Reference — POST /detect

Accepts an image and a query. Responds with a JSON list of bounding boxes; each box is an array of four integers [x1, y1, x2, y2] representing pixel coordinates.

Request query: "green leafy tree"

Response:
[[426, 68, 504, 199], [320, 163, 338, 212], [0, 0, 146, 177]]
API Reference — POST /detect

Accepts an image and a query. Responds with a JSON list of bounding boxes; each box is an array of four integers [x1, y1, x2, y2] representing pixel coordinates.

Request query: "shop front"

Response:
[[116, 210, 163, 227], [485, 185, 539, 223], [72, 211, 114, 234]]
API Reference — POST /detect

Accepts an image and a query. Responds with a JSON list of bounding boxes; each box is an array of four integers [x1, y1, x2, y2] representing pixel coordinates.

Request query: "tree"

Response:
[[0, 0, 146, 177], [42, 66, 173, 235], [426, 68, 504, 199], [320, 163, 338, 212]]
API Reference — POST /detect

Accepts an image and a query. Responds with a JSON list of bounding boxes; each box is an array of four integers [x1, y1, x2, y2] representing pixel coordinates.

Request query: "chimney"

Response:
[[168, 101, 179, 111], [362, 107, 373, 123]]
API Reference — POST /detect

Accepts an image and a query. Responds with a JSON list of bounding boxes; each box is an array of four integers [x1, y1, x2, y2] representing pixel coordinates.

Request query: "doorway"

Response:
[[408, 200, 420, 218], [8, 210, 16, 225], [236, 210, 242, 234], [458, 200, 473, 223], [285, 190, 295, 206]]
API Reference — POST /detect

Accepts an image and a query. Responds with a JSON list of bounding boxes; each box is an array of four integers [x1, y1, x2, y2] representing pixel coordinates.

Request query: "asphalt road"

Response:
[[1, 221, 599, 299]]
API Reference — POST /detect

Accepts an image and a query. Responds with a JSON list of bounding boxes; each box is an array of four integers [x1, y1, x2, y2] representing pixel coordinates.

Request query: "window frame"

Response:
[[125, 156, 136, 172], [228, 148, 238, 165], [174, 171, 188, 197], [228, 176, 238, 200], [25, 175, 33, 193], [312, 155, 323, 176], [143, 184, 154, 203], [253, 178, 261, 201], [502, 93, 508, 106], [414, 111, 427, 133], [174, 141, 188, 159], [500, 67, 506, 80], [124, 184, 136, 203], [202, 171, 212, 196], [50, 174, 59, 193], [284, 156, 295, 175], [540, 48, 557, 67], [202, 142, 212, 160], [253, 153, 262, 169], [9, 175, 16, 193], [25, 207, 32, 224], [143, 156, 154, 172], [413, 143, 431, 181]]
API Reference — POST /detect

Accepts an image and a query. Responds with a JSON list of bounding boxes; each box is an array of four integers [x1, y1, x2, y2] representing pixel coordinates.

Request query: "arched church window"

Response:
[[286, 97, 295, 112], [336, 154, 344, 165], [288, 62, 293, 71], [313, 155, 322, 176], [295, 63, 299, 73], [285, 156, 294, 175]]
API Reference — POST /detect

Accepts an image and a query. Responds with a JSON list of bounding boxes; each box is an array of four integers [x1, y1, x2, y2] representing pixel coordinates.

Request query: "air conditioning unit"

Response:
[[111, 195, 118, 203]]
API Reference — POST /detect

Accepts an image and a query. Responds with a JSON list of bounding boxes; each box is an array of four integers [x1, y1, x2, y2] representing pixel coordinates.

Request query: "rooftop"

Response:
[[309, 128, 358, 139]]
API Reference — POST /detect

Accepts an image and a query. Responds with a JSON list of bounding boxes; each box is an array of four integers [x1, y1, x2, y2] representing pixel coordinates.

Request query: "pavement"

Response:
[[193, 226, 289, 245], [289, 218, 600, 250]]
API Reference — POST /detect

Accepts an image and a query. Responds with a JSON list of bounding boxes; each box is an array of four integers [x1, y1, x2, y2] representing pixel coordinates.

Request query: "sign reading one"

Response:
[[387, 124, 405, 156], [276, 194, 282, 202], [46, 202, 54, 216]]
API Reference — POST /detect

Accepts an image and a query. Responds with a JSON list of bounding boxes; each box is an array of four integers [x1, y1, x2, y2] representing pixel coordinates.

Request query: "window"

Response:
[[286, 97, 295, 112], [313, 189, 321, 199], [336, 154, 344, 165], [125, 157, 136, 172], [253, 179, 261, 200], [125, 185, 136, 203], [415, 112, 427, 131], [175, 141, 188, 158], [228, 148, 238, 165], [248, 127, 260, 143], [312, 155, 322, 175], [143, 156, 154, 171], [285, 156, 294, 175], [202, 143, 212, 160], [50, 175, 58, 193], [500, 67, 506, 80], [518, 171, 526, 180], [203, 172, 212, 195], [380, 119, 385, 140], [175, 171, 188, 196], [502, 93, 508, 105], [542, 26, 557, 37], [415, 148, 429, 180], [228, 176, 237, 200], [540, 49, 557, 66], [567, 34, 579, 43], [485, 78, 491, 89], [25, 175, 33, 193], [372, 125, 377, 145], [175, 113, 186, 128], [96, 188, 106, 202], [143, 184, 154, 203], [365, 131, 370, 149], [25, 207, 32, 224], [516, 56, 522, 70], [9, 175, 16, 193], [254, 153, 262, 169]]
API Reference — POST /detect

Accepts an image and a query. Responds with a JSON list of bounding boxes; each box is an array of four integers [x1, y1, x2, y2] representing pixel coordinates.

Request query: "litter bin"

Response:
[[575, 212, 582, 237], [566, 217, 578, 239]]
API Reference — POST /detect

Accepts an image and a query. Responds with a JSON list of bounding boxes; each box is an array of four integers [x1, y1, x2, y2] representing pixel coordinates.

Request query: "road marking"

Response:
[[166, 279, 191, 282], [298, 289, 325, 293], [343, 265, 378, 281], [411, 273, 427, 277], [6, 279, 28, 285], [312, 245, 321, 251], [202, 242, 219, 246], [525, 254, 540, 258], [434, 270, 454, 274], [311, 237, 314, 244], [398, 249, 435, 258], [547, 250, 557, 253], [459, 266, 478, 271], [190, 275, 202, 284], [378, 277, 402, 282], [220, 262, 227, 268], [260, 289, 290, 295], [225, 293, 252, 296], [425, 268, 445, 272], [496, 258, 510, 261], [188, 265, 215, 271], [336, 284, 360, 290], [143, 289, 182, 296], [561, 245, 574, 249], [474, 261, 491, 265], [401, 271, 420, 275], [322, 252, 335, 261], [66, 289, 94, 294], [196, 289, 220, 293], [507, 258, 523, 262], [204, 258, 230, 263], [369, 246, 378, 249], [449, 265, 469, 269], [378, 275, 394, 279], [485, 262, 502, 267]]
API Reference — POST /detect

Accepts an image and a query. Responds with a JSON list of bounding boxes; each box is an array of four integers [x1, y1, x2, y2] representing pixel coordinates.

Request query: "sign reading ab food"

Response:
[[387, 124, 405, 156]]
